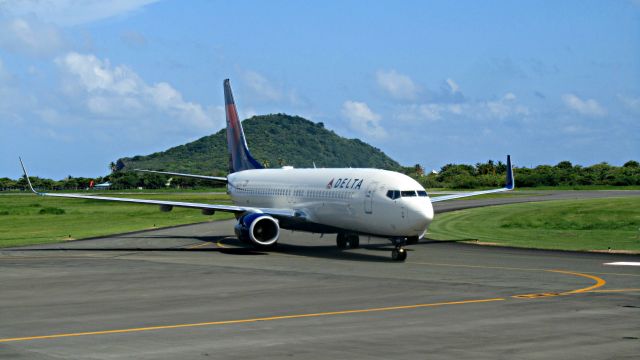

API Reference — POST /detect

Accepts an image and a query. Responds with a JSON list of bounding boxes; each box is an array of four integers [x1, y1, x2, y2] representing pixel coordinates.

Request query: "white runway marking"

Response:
[[604, 262, 640, 267]]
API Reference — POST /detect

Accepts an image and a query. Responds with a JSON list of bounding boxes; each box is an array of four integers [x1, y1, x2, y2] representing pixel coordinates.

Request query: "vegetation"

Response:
[[410, 159, 640, 189], [428, 197, 640, 251], [117, 114, 402, 174], [3, 192, 638, 251], [0, 193, 234, 248], [1, 114, 638, 191]]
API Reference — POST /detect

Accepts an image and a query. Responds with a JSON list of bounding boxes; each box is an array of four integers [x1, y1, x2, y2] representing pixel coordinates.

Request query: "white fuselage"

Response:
[[228, 168, 434, 237]]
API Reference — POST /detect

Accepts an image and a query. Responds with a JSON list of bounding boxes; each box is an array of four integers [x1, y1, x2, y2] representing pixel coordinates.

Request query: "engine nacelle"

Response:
[[234, 213, 280, 248]]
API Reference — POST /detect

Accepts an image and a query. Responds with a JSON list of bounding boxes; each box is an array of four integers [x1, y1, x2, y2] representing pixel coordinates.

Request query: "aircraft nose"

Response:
[[409, 200, 434, 230], [421, 201, 434, 224]]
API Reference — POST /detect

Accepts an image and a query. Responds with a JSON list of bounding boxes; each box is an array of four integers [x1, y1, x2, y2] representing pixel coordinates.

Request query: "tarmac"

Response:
[[0, 191, 639, 359]]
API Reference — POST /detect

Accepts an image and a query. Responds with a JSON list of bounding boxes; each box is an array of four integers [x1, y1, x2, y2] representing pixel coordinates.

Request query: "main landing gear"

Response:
[[336, 233, 408, 261], [336, 232, 360, 249]]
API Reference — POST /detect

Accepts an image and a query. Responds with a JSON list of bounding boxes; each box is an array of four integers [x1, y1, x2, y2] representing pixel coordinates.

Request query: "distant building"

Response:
[[94, 182, 111, 190]]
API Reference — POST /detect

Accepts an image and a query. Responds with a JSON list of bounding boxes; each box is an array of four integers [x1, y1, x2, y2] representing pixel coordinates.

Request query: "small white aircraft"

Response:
[[20, 79, 514, 261]]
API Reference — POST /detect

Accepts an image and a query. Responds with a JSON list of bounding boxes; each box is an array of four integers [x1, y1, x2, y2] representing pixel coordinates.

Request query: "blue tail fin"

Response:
[[224, 79, 263, 173], [505, 155, 514, 190]]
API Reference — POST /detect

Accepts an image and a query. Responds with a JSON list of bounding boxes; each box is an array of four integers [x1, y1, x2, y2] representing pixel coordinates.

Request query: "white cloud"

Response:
[[376, 69, 419, 100], [0, 17, 65, 56], [431, 78, 465, 103], [618, 94, 640, 114], [503, 92, 516, 101], [342, 100, 387, 138], [485, 93, 529, 119], [397, 92, 529, 122], [243, 70, 282, 102], [0, 0, 159, 27], [57, 52, 139, 95], [562, 93, 606, 117], [55, 52, 218, 130], [445, 78, 460, 94]]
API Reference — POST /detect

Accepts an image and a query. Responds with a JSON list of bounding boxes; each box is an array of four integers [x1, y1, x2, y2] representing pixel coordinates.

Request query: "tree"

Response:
[[556, 161, 573, 169], [0, 178, 16, 190], [623, 160, 639, 168], [414, 164, 424, 177]]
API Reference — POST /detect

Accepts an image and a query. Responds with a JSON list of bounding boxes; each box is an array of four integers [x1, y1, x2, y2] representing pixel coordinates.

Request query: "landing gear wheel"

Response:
[[391, 247, 407, 261], [347, 234, 360, 249], [336, 233, 348, 249]]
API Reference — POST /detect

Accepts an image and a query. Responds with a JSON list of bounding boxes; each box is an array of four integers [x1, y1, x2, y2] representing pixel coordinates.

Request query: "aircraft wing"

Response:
[[19, 158, 293, 217], [430, 155, 515, 203], [135, 169, 227, 183]]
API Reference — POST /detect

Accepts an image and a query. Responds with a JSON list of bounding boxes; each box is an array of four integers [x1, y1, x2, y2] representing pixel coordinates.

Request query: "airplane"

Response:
[[20, 79, 514, 261]]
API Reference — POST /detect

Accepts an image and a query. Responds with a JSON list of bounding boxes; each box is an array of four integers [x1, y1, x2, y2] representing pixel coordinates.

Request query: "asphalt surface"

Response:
[[1, 191, 639, 359]]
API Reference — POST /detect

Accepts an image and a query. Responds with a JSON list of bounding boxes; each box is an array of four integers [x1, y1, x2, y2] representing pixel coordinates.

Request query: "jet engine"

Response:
[[234, 213, 280, 248]]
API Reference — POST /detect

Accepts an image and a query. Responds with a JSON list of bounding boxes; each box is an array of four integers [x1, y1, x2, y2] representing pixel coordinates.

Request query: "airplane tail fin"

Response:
[[224, 79, 263, 173], [505, 155, 514, 190]]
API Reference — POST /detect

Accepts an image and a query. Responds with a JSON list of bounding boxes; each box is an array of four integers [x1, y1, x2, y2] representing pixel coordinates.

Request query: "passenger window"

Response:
[[401, 191, 417, 197]]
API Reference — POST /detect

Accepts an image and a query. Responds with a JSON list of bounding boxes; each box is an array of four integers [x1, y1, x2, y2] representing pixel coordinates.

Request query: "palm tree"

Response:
[[414, 164, 424, 177]]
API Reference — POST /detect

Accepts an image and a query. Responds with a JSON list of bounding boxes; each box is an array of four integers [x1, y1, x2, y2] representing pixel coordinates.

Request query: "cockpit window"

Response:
[[386, 190, 400, 200], [401, 190, 417, 197], [417, 190, 428, 197]]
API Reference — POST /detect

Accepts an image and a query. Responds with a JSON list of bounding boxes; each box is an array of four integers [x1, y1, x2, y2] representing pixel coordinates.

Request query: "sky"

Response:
[[1, 0, 639, 179]]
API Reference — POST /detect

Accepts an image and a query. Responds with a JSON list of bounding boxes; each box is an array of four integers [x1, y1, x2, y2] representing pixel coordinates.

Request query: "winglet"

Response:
[[505, 155, 514, 190], [19, 157, 38, 194]]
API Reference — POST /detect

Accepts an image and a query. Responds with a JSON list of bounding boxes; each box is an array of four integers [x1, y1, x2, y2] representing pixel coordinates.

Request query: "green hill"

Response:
[[117, 114, 401, 175]]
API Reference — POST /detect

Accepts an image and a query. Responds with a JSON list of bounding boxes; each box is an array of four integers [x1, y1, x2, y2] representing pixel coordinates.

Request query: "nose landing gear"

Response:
[[391, 246, 407, 261], [390, 237, 408, 261]]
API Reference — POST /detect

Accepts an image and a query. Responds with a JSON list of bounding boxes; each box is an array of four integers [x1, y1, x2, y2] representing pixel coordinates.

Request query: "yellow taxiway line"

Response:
[[550, 270, 607, 294], [586, 288, 640, 293], [0, 269, 611, 343], [185, 242, 211, 249], [0, 298, 504, 343]]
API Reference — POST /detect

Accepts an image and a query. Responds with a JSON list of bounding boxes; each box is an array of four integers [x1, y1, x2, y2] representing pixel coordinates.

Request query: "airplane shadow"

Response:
[[9, 236, 476, 263]]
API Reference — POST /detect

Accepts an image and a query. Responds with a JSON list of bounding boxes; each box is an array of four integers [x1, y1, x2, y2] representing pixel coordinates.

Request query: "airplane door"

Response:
[[364, 182, 378, 214]]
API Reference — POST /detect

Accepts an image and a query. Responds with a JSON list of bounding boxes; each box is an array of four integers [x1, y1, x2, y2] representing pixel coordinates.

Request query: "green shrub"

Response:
[[39, 207, 66, 215]]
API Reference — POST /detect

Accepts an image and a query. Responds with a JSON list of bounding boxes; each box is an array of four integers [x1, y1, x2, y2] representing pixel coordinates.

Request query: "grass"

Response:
[[428, 197, 640, 252], [0, 193, 235, 248], [3, 191, 639, 252], [514, 185, 640, 191], [426, 185, 640, 192]]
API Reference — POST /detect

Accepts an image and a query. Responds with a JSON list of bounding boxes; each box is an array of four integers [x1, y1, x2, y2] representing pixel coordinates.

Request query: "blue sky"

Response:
[[1, 0, 638, 179]]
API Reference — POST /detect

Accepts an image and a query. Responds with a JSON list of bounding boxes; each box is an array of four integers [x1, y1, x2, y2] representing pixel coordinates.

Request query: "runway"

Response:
[[433, 189, 640, 213], [1, 192, 639, 359]]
